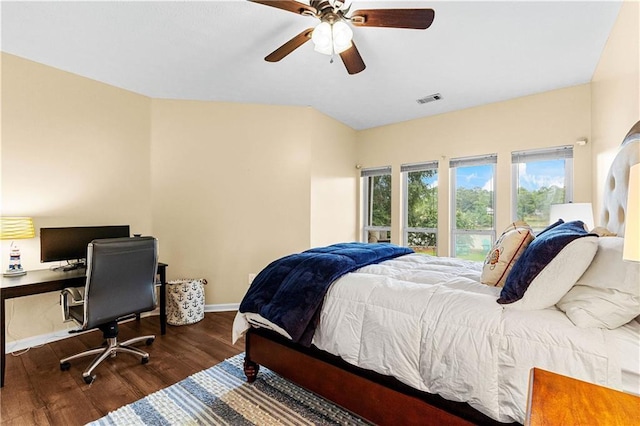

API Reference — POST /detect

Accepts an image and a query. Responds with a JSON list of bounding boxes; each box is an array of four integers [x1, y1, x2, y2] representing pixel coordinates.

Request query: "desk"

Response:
[[0, 263, 167, 387]]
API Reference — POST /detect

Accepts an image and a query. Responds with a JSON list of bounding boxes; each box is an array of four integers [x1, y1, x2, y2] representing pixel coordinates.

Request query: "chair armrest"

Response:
[[60, 287, 84, 322]]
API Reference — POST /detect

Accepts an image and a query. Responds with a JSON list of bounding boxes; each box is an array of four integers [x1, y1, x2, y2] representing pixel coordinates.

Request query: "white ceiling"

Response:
[[1, 0, 622, 130]]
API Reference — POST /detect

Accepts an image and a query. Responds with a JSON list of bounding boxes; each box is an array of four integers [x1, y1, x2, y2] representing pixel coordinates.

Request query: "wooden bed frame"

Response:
[[243, 327, 517, 425]]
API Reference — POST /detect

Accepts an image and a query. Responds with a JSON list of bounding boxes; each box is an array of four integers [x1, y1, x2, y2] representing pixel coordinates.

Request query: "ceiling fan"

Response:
[[250, 0, 435, 75]]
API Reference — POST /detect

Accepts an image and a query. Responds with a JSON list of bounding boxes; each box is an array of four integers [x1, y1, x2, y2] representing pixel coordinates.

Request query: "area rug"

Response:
[[89, 353, 370, 425]]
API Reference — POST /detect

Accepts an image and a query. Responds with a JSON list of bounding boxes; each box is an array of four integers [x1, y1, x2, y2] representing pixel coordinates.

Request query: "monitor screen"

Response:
[[40, 225, 130, 263]]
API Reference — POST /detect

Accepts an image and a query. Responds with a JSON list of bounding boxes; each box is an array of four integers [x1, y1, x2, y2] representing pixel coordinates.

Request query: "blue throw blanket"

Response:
[[239, 242, 414, 346]]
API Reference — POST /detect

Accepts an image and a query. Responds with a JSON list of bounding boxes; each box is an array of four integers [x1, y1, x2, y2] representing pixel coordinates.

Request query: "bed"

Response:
[[233, 121, 640, 425]]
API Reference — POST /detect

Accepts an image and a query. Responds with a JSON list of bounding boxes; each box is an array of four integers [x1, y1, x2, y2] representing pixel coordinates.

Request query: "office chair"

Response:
[[59, 236, 158, 384]]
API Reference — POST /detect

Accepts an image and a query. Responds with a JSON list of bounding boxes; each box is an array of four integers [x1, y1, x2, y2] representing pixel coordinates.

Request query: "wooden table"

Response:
[[1, 263, 167, 387], [526, 367, 640, 425]]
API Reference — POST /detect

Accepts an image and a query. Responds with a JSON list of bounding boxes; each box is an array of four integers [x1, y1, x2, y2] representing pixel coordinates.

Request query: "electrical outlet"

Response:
[[248, 273, 257, 286]]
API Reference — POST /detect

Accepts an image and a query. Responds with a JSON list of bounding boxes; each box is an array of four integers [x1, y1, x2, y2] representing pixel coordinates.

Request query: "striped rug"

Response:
[[89, 353, 370, 425]]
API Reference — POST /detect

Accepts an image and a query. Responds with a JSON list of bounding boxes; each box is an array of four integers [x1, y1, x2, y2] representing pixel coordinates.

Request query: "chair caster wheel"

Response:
[[145, 337, 155, 346], [141, 356, 149, 365], [60, 362, 71, 371], [83, 375, 95, 385]]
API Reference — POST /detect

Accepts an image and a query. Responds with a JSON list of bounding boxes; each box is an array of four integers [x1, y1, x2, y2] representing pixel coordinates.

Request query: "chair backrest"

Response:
[[82, 236, 158, 330]]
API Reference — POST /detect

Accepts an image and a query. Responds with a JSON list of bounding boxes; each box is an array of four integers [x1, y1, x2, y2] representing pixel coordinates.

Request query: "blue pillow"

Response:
[[498, 220, 595, 304]]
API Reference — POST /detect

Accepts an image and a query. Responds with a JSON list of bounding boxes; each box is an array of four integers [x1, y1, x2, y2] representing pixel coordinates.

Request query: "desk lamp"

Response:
[[0, 217, 35, 277], [624, 164, 639, 262]]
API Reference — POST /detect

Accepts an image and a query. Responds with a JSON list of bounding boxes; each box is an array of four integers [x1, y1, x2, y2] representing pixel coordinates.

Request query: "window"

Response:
[[402, 161, 438, 255], [512, 146, 573, 233], [450, 154, 497, 260], [362, 166, 392, 243]]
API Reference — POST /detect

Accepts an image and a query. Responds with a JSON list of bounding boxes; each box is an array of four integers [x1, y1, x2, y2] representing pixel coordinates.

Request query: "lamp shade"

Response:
[[331, 21, 353, 54], [549, 203, 594, 230], [623, 164, 639, 262], [0, 217, 35, 240], [312, 22, 333, 55]]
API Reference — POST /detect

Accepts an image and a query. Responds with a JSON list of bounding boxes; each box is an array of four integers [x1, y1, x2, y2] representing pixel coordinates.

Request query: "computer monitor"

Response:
[[40, 225, 130, 268]]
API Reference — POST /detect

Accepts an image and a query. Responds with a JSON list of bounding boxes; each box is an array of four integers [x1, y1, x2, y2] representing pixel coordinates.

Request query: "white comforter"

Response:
[[311, 254, 623, 424]]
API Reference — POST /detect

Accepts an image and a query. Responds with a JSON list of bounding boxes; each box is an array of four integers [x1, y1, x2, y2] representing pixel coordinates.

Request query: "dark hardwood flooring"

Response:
[[0, 311, 244, 425]]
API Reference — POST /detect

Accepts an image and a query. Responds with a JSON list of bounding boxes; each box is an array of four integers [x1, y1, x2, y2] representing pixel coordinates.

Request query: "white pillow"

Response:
[[557, 237, 640, 329], [503, 236, 598, 310], [481, 221, 534, 287]]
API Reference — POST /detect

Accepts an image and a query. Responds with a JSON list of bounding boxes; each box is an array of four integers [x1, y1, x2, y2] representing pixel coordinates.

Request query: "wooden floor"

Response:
[[0, 311, 244, 425]]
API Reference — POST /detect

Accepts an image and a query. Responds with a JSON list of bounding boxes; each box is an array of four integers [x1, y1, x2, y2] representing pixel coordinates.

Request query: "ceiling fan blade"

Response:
[[350, 9, 435, 29], [265, 28, 314, 62], [249, 0, 317, 16], [339, 42, 366, 75]]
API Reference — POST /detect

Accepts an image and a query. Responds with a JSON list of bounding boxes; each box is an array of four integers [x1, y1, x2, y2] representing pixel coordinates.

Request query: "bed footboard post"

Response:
[[244, 357, 259, 383], [244, 329, 260, 383]]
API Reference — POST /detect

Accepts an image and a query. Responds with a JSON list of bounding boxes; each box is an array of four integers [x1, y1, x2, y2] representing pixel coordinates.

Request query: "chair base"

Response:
[[60, 334, 155, 384]]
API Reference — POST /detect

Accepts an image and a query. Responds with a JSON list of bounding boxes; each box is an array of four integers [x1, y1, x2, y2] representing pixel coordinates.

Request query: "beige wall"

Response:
[[1, 54, 152, 340], [150, 100, 357, 305], [356, 85, 592, 255], [591, 0, 640, 223], [308, 109, 358, 247]]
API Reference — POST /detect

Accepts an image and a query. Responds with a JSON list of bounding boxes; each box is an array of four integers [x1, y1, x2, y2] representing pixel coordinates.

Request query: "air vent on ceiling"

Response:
[[416, 93, 442, 105]]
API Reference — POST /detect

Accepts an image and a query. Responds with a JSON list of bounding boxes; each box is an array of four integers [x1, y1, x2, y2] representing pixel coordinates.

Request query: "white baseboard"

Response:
[[5, 304, 240, 354], [205, 303, 239, 312]]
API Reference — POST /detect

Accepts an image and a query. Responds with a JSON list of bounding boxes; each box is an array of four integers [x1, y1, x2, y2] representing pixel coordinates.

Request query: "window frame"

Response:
[[361, 166, 392, 243], [511, 145, 574, 225], [449, 154, 497, 258], [401, 161, 439, 252]]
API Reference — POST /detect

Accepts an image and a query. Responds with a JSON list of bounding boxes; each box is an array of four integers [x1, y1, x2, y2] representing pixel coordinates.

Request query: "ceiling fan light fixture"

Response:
[[312, 21, 333, 54], [312, 20, 353, 55], [332, 20, 353, 53]]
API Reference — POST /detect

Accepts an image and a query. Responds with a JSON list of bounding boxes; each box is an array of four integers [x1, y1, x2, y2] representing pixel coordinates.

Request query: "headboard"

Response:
[[600, 121, 640, 236]]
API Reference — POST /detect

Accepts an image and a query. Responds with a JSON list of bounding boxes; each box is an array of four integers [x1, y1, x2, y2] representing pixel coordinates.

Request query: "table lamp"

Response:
[[549, 202, 595, 230], [0, 217, 35, 277], [623, 164, 639, 262]]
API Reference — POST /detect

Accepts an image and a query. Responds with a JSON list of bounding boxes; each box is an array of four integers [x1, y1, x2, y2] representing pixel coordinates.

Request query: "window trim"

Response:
[[401, 161, 439, 248], [511, 146, 574, 222], [449, 154, 497, 257], [361, 166, 392, 242]]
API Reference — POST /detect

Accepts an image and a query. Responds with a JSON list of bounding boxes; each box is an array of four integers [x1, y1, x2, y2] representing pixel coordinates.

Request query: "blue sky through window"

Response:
[[517, 160, 565, 191], [455, 161, 565, 191], [420, 173, 438, 186], [456, 165, 494, 190]]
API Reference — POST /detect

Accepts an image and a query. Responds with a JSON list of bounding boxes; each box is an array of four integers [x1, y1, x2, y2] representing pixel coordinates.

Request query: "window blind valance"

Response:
[[449, 154, 497, 168], [401, 161, 438, 173], [512, 145, 573, 163], [360, 166, 392, 177]]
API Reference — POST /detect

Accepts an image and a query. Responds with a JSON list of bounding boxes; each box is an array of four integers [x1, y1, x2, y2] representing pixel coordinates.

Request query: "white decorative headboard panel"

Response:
[[600, 121, 640, 237]]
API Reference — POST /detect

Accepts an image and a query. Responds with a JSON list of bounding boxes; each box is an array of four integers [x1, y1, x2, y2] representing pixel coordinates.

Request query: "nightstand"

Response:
[[525, 367, 640, 425]]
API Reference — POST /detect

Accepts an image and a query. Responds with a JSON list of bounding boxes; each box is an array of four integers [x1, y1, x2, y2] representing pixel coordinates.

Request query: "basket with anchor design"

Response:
[[166, 278, 207, 326]]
